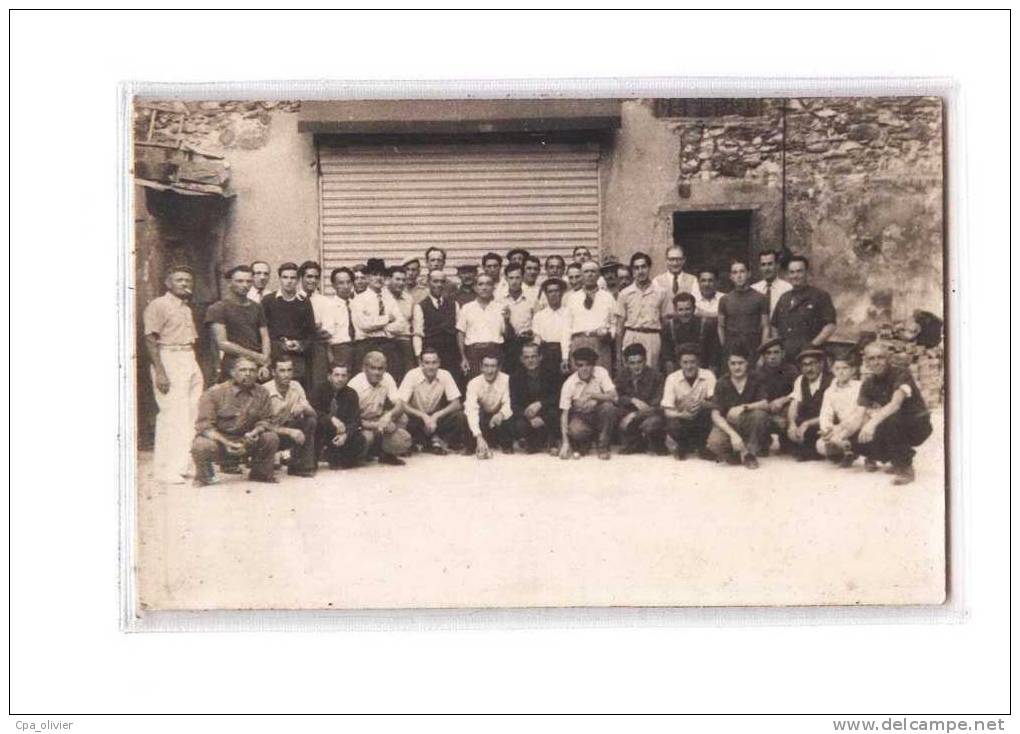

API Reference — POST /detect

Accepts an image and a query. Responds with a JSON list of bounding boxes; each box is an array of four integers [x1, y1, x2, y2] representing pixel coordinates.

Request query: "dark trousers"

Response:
[[308, 340, 331, 396], [191, 431, 279, 482], [666, 412, 712, 454], [467, 410, 513, 451], [276, 412, 318, 473], [511, 406, 561, 452], [788, 423, 822, 460], [618, 408, 666, 450], [390, 338, 415, 384], [538, 342, 563, 370], [329, 342, 356, 373], [464, 342, 501, 378], [407, 411, 468, 449], [706, 408, 771, 460], [315, 419, 368, 468], [851, 413, 933, 468], [567, 403, 617, 451]]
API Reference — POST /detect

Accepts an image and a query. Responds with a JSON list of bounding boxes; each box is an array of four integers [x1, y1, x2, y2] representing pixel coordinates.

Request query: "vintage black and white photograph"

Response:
[[130, 95, 947, 612]]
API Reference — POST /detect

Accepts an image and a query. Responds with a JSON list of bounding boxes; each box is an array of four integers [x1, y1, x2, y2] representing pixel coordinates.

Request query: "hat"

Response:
[[166, 264, 195, 278], [758, 337, 784, 355], [456, 263, 478, 274], [795, 347, 827, 363], [364, 258, 388, 276]]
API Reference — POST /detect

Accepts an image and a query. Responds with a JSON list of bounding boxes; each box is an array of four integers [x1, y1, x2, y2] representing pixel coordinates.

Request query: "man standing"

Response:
[[351, 264, 369, 295], [771, 255, 837, 361], [615, 264, 633, 293], [500, 263, 535, 369], [694, 267, 722, 319], [615, 252, 670, 374], [453, 264, 478, 306], [565, 260, 616, 370], [565, 262, 584, 294], [545, 254, 567, 281], [531, 278, 570, 373], [614, 343, 666, 455], [751, 249, 793, 317], [403, 258, 429, 303], [386, 265, 416, 384], [717, 259, 770, 358], [310, 363, 366, 469], [456, 274, 508, 378], [753, 337, 800, 445], [413, 269, 462, 385], [481, 252, 504, 295], [351, 257, 399, 376], [571, 246, 593, 266], [661, 343, 717, 460], [464, 352, 514, 459], [509, 341, 563, 454], [848, 342, 932, 485], [558, 347, 618, 460], [261, 262, 317, 390], [191, 357, 279, 486], [264, 357, 318, 477], [206, 265, 271, 383], [143, 264, 203, 484], [325, 267, 358, 373], [347, 350, 412, 465], [399, 347, 467, 454], [522, 255, 544, 303], [785, 348, 834, 461], [248, 260, 271, 303], [652, 246, 698, 311], [706, 348, 771, 469], [297, 260, 333, 395]]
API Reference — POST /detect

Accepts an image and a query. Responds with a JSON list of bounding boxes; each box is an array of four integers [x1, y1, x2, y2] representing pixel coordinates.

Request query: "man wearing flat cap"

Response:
[[143, 264, 203, 484], [784, 347, 833, 461], [754, 337, 800, 447]]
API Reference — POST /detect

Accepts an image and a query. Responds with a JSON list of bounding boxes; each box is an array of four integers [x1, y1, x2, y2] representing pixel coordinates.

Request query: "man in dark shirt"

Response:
[[614, 342, 666, 454], [753, 337, 800, 446], [205, 264, 271, 382], [717, 259, 770, 358], [785, 348, 833, 461], [453, 264, 478, 306], [848, 342, 932, 485], [662, 292, 719, 375], [262, 261, 317, 390], [190, 357, 279, 485], [707, 348, 772, 469], [509, 342, 563, 454], [771, 255, 837, 361], [310, 363, 367, 469]]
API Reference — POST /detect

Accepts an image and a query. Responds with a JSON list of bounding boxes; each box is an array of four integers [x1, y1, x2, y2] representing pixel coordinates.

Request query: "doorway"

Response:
[[672, 209, 753, 290]]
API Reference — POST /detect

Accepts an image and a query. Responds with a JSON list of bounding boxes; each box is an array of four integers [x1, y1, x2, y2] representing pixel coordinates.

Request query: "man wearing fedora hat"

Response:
[[785, 347, 833, 461], [351, 257, 400, 377]]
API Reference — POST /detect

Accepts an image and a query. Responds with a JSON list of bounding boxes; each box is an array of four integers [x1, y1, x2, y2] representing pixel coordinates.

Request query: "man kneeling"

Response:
[[348, 350, 412, 466], [191, 357, 279, 485], [265, 357, 318, 477], [706, 348, 771, 469], [399, 347, 468, 455], [311, 363, 368, 469], [558, 347, 618, 460], [509, 341, 563, 454], [464, 351, 514, 459], [615, 342, 666, 455], [661, 343, 716, 460]]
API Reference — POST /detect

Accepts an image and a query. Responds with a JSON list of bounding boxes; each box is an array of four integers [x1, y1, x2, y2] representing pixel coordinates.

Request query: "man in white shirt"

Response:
[[522, 255, 544, 304], [565, 260, 617, 370], [531, 277, 570, 373], [481, 252, 504, 298], [751, 248, 793, 316], [350, 258, 400, 378], [464, 352, 513, 459], [347, 350, 411, 465], [456, 274, 509, 378], [500, 263, 535, 369], [652, 246, 699, 314], [248, 260, 271, 303], [325, 267, 358, 372], [398, 347, 467, 455], [815, 353, 862, 466], [565, 262, 583, 295], [264, 356, 318, 477], [558, 347, 618, 460], [386, 264, 416, 384], [661, 343, 716, 460], [614, 251, 670, 373], [785, 348, 833, 461], [694, 267, 722, 319]]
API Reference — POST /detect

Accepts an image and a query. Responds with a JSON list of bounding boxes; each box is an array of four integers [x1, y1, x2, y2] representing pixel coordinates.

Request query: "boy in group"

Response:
[[848, 341, 932, 485], [398, 347, 467, 455], [615, 251, 671, 374], [614, 343, 666, 455], [815, 352, 863, 466], [206, 264, 271, 383], [264, 356, 318, 477], [661, 343, 717, 460], [464, 351, 514, 459], [509, 341, 563, 454], [347, 350, 412, 466], [785, 348, 834, 461], [661, 292, 717, 375], [311, 363, 367, 469], [558, 347, 618, 461], [531, 278, 570, 373], [717, 259, 770, 359], [706, 348, 771, 469], [262, 261, 317, 389], [754, 337, 800, 447]]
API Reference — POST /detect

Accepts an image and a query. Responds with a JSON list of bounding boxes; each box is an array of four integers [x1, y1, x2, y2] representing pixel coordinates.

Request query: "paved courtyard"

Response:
[[135, 412, 946, 611]]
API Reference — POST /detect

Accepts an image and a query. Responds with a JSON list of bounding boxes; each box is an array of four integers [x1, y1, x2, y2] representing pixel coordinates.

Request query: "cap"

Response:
[[758, 337, 784, 355], [795, 347, 827, 363], [364, 257, 388, 275]]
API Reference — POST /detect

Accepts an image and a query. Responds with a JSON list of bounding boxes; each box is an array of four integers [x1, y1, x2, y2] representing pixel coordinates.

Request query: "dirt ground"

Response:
[[135, 412, 946, 611]]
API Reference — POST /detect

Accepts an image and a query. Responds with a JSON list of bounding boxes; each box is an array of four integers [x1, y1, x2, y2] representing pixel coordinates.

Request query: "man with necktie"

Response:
[[652, 246, 699, 315], [326, 267, 358, 373]]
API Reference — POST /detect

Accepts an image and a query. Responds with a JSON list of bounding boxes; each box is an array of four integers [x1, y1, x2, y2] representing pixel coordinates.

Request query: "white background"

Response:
[[6, 8, 1013, 730]]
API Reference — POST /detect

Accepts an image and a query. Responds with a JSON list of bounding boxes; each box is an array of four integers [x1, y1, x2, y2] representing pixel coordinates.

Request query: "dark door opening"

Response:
[[673, 209, 752, 290]]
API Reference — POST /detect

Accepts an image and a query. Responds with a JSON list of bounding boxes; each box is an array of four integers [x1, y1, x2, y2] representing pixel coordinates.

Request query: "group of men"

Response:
[[142, 244, 933, 488]]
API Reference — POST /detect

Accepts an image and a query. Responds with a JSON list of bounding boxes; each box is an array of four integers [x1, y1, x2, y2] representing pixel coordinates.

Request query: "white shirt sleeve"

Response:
[[661, 374, 676, 409], [789, 375, 803, 403], [499, 375, 513, 421], [455, 302, 469, 334], [819, 387, 835, 433], [441, 370, 461, 401], [412, 303, 425, 341], [384, 374, 401, 404], [465, 378, 481, 436], [558, 376, 574, 411], [397, 370, 416, 404]]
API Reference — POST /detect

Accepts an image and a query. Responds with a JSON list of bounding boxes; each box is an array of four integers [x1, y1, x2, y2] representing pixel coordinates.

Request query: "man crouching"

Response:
[[706, 348, 771, 469], [347, 350, 412, 466]]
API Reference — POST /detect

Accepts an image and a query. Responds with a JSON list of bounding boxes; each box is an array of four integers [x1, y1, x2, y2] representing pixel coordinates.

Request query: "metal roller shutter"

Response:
[[317, 142, 601, 274]]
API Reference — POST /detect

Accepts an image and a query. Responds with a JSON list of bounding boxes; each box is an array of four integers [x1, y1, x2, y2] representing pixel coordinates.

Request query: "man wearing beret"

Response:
[[785, 347, 833, 461]]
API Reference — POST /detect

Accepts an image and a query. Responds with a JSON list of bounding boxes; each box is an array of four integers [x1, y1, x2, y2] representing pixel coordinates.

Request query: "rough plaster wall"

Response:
[[784, 97, 944, 330]]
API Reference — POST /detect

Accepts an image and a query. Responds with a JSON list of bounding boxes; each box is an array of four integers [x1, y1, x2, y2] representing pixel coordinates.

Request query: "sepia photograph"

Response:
[[130, 94, 947, 613]]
